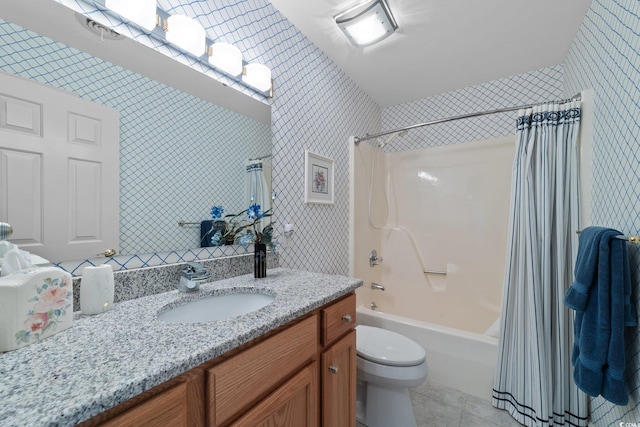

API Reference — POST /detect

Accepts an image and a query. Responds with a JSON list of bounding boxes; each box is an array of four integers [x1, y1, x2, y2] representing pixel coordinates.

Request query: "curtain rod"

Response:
[[249, 154, 272, 161], [353, 93, 582, 145]]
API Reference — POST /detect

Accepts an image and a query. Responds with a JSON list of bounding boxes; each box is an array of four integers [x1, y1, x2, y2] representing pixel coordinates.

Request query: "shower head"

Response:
[[377, 130, 408, 148]]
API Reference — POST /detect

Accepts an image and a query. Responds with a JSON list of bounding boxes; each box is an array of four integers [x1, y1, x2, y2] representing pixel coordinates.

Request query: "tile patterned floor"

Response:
[[357, 380, 522, 427]]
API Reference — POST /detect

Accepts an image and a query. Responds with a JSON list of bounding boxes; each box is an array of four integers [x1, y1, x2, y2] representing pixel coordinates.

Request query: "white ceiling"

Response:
[[269, 0, 592, 108]]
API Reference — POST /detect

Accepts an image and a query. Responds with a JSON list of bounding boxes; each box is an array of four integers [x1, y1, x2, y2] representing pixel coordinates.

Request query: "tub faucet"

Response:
[[371, 283, 385, 291], [178, 262, 210, 293], [369, 250, 383, 267], [370, 301, 378, 311]]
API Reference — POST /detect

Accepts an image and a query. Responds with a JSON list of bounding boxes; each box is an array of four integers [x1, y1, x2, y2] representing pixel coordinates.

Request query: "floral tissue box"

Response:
[[0, 266, 73, 352]]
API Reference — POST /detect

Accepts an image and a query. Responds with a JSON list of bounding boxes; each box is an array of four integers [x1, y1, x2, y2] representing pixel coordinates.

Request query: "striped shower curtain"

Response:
[[492, 101, 588, 426], [246, 160, 271, 226]]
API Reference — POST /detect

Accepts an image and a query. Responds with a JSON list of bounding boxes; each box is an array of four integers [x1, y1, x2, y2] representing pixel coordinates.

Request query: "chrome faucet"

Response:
[[371, 283, 385, 291], [178, 262, 210, 293], [369, 250, 383, 267]]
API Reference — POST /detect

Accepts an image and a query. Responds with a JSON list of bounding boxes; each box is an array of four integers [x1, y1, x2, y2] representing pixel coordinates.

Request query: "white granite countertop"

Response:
[[0, 268, 362, 427]]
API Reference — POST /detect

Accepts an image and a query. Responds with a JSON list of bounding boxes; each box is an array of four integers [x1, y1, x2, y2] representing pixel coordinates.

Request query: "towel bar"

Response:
[[576, 230, 640, 243], [178, 221, 201, 226]]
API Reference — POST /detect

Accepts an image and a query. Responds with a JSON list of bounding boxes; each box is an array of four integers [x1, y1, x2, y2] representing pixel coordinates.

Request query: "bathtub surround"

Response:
[[492, 101, 586, 426], [351, 137, 513, 333], [350, 136, 513, 398]]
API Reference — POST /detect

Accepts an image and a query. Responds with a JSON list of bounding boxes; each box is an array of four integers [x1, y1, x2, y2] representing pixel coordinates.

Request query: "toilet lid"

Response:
[[356, 325, 426, 367]]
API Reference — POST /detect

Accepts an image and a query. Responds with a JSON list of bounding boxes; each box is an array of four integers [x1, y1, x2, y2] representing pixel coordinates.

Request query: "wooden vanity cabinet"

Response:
[[320, 294, 357, 427], [321, 330, 356, 427], [205, 314, 318, 426], [78, 368, 205, 427], [229, 362, 319, 427], [81, 292, 356, 427]]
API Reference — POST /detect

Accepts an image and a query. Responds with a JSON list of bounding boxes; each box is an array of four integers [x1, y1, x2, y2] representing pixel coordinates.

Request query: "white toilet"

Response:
[[356, 325, 428, 427]]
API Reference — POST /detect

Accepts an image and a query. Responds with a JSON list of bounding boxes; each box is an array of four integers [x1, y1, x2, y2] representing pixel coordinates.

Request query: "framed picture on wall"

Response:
[[304, 150, 334, 204]]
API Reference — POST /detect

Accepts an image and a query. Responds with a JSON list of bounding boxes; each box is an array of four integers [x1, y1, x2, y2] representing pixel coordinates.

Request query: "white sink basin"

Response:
[[158, 292, 275, 323]]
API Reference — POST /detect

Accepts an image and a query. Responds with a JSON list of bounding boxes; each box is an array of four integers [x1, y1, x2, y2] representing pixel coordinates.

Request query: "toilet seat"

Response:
[[356, 325, 426, 367]]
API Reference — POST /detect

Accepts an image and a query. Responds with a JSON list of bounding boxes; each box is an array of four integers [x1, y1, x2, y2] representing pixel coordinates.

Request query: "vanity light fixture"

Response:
[[92, 0, 274, 97], [242, 63, 273, 94], [335, 0, 398, 46], [208, 42, 243, 77], [164, 14, 206, 57], [104, 0, 157, 31]]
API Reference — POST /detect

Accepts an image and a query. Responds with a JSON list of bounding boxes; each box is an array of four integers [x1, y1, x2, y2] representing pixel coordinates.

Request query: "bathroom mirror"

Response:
[[0, 1, 272, 262]]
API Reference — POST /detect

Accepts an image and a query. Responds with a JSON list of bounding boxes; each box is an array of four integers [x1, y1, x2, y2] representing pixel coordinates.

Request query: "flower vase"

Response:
[[254, 242, 267, 278]]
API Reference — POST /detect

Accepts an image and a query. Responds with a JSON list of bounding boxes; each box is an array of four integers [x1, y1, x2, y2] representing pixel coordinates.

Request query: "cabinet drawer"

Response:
[[321, 293, 356, 346], [207, 314, 317, 426], [84, 369, 205, 427]]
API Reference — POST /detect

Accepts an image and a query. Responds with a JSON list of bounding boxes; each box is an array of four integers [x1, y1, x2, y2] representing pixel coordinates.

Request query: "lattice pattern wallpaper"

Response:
[[381, 65, 564, 151], [1, 0, 381, 275], [0, 20, 270, 265], [563, 0, 640, 423], [3, 0, 637, 423]]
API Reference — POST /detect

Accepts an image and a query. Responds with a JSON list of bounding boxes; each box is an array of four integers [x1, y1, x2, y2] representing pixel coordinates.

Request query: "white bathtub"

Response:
[[356, 305, 498, 400]]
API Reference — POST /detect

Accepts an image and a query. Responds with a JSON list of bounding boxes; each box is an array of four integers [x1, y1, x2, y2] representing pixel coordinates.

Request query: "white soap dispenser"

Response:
[[80, 265, 115, 315]]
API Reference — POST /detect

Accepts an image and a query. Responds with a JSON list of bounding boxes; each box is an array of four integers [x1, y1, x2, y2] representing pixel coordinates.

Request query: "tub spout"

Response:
[[371, 283, 385, 291]]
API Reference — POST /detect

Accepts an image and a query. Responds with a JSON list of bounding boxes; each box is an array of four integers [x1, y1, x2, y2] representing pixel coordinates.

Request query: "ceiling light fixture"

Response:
[[335, 0, 398, 47]]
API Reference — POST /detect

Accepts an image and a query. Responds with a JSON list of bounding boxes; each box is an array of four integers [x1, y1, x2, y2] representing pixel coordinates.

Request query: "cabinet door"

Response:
[[207, 315, 317, 426], [321, 330, 356, 427], [83, 369, 205, 427], [229, 362, 318, 427]]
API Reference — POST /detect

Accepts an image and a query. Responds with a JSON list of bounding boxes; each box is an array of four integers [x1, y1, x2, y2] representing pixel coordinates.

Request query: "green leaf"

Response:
[[15, 330, 30, 343]]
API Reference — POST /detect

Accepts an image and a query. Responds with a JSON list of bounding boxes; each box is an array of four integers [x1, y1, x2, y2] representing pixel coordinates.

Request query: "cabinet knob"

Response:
[[329, 365, 339, 374], [342, 314, 352, 323]]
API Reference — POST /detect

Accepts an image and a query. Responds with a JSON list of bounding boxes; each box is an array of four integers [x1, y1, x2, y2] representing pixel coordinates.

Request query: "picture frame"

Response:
[[304, 150, 334, 204]]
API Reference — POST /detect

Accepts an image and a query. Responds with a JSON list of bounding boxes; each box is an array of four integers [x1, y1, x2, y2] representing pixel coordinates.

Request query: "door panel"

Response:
[[0, 148, 42, 245], [0, 71, 119, 262]]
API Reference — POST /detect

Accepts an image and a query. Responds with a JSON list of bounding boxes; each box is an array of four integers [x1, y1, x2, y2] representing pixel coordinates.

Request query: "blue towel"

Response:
[[564, 226, 637, 405]]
